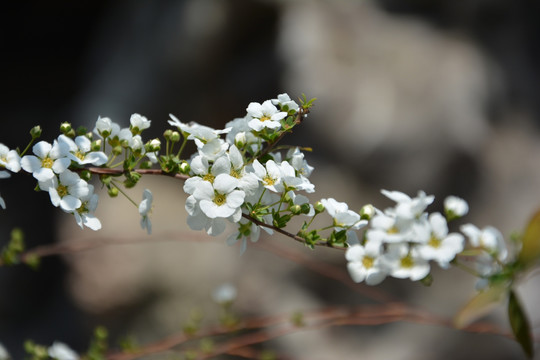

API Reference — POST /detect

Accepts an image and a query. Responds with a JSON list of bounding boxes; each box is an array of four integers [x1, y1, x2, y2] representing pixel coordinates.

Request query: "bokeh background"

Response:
[[1, 0, 540, 358]]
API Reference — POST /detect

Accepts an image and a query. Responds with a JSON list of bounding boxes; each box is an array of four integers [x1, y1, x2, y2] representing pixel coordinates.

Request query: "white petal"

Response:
[[32, 141, 52, 158]]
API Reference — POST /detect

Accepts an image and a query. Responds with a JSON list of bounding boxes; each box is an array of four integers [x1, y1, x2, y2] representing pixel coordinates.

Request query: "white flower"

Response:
[[185, 195, 228, 236], [39, 170, 90, 212], [48, 341, 79, 360], [183, 155, 230, 195], [94, 116, 114, 137], [212, 283, 237, 304], [444, 195, 469, 219], [227, 145, 259, 195], [60, 135, 108, 166], [130, 113, 151, 131], [139, 188, 153, 234], [461, 224, 508, 261], [346, 240, 387, 285], [381, 189, 434, 221], [193, 174, 245, 219], [272, 93, 299, 112], [320, 198, 367, 231], [198, 138, 229, 161], [0, 144, 21, 173], [252, 159, 283, 192], [73, 184, 101, 231], [383, 243, 431, 281], [415, 213, 464, 268], [21, 140, 70, 181], [247, 100, 287, 132]]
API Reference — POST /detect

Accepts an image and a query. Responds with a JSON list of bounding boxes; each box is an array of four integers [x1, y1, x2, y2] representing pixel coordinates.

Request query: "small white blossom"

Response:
[[21, 140, 70, 182], [247, 100, 287, 132], [252, 159, 283, 193], [461, 224, 508, 261], [193, 174, 245, 219], [272, 93, 299, 112], [48, 341, 79, 360], [60, 135, 107, 166], [321, 198, 367, 231], [185, 195, 228, 236], [383, 243, 431, 281], [444, 195, 469, 219], [346, 240, 387, 285], [130, 113, 151, 132], [73, 184, 101, 231], [94, 116, 114, 137], [381, 189, 434, 221], [39, 170, 90, 212], [0, 144, 21, 173], [139, 188, 153, 234], [415, 213, 464, 268]]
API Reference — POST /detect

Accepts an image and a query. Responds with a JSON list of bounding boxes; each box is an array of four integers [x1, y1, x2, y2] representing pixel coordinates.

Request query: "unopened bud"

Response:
[[60, 122, 72, 134], [170, 131, 181, 142], [112, 145, 123, 155], [359, 204, 375, 220], [91, 139, 102, 151], [30, 125, 42, 139], [234, 132, 247, 148], [163, 129, 173, 140], [108, 187, 119, 197], [80, 170, 92, 182], [290, 204, 302, 215], [76, 126, 88, 136], [314, 201, 325, 214], [145, 138, 161, 152], [180, 161, 190, 174]]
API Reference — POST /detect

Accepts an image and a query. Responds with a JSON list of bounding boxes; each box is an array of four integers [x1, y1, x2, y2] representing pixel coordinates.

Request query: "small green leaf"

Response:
[[508, 290, 534, 358], [454, 283, 508, 329], [518, 209, 540, 267]]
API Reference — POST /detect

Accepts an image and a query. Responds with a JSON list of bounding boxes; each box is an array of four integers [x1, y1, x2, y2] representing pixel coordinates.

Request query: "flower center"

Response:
[[75, 150, 86, 161], [263, 175, 275, 186], [362, 256, 374, 269], [260, 116, 271, 122], [213, 193, 226, 206], [203, 174, 215, 183], [400, 254, 414, 269], [428, 235, 441, 248], [41, 157, 54, 169], [387, 226, 399, 234], [230, 168, 241, 179], [57, 184, 68, 198]]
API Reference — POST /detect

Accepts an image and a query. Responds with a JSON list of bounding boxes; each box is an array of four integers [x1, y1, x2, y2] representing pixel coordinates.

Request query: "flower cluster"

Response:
[[345, 190, 512, 287]]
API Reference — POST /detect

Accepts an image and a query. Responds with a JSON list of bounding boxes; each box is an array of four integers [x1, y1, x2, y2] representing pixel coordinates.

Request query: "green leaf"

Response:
[[518, 209, 540, 267], [508, 290, 534, 358], [454, 283, 508, 329]]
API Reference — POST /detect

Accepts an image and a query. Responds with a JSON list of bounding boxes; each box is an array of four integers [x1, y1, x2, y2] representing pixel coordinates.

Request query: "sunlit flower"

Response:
[[247, 100, 287, 132], [346, 240, 387, 285], [0, 143, 21, 173], [48, 341, 79, 360], [21, 140, 70, 181]]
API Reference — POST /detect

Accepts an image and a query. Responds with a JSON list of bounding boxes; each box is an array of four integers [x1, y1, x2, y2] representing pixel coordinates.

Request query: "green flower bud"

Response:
[[170, 131, 181, 142], [108, 187, 119, 197], [30, 125, 42, 139], [76, 126, 88, 136], [140, 160, 153, 169], [234, 132, 247, 148], [180, 161, 190, 174], [112, 145, 123, 155], [60, 122, 72, 134], [80, 169, 92, 182], [91, 139, 102, 151], [163, 129, 173, 140], [314, 201, 325, 214], [290, 204, 302, 215]]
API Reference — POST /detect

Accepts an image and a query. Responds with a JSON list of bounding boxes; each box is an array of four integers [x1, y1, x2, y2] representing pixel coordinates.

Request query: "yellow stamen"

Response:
[[213, 193, 226, 206]]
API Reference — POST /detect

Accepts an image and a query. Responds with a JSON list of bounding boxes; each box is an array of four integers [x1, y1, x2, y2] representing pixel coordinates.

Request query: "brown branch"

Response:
[[105, 303, 521, 360]]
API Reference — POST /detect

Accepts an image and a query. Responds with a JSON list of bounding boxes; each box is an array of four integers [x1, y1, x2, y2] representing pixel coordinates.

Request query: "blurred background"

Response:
[[1, 0, 540, 358]]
